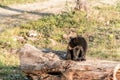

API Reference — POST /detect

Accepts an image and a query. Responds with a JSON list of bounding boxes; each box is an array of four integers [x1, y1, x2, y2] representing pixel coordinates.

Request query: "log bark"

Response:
[[18, 44, 120, 80]]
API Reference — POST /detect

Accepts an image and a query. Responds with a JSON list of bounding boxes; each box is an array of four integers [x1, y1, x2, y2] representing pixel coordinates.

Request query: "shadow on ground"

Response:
[[0, 65, 27, 80], [0, 4, 54, 17]]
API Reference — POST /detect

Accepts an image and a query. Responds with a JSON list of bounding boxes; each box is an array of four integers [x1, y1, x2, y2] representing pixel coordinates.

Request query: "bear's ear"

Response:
[[69, 36, 74, 40]]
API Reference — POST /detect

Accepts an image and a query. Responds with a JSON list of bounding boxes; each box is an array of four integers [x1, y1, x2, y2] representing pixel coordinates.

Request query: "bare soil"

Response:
[[0, 0, 74, 28], [0, 0, 118, 30]]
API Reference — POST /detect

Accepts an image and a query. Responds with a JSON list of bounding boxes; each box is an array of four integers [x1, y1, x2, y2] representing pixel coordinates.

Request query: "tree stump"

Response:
[[74, 0, 89, 12], [18, 44, 120, 80]]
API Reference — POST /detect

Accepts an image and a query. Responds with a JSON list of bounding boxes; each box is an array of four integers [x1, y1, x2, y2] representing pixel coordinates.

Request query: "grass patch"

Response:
[[1, 11, 120, 56], [88, 49, 120, 61], [0, 0, 46, 5], [0, 4, 119, 59], [0, 52, 25, 80], [0, 65, 26, 80]]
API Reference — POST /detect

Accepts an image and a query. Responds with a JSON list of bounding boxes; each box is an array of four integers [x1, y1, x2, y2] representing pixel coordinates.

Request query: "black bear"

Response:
[[66, 36, 87, 61]]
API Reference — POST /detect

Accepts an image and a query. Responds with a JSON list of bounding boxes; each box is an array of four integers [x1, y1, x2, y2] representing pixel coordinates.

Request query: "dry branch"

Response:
[[18, 44, 120, 80]]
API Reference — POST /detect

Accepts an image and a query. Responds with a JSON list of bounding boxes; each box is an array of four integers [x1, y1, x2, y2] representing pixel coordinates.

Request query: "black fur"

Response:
[[66, 36, 87, 61]]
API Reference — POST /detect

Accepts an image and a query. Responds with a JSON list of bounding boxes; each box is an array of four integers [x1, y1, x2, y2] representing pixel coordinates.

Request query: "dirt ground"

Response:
[[0, 0, 75, 28], [0, 0, 118, 28]]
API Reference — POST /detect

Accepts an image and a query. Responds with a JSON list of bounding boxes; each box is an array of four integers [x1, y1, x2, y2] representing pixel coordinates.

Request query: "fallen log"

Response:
[[18, 44, 120, 80]]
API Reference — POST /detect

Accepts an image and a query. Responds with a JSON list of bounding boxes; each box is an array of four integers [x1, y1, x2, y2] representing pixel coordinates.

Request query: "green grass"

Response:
[[0, 0, 46, 5], [0, 1, 120, 79], [0, 2, 119, 58], [0, 52, 24, 80], [0, 66, 25, 80]]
